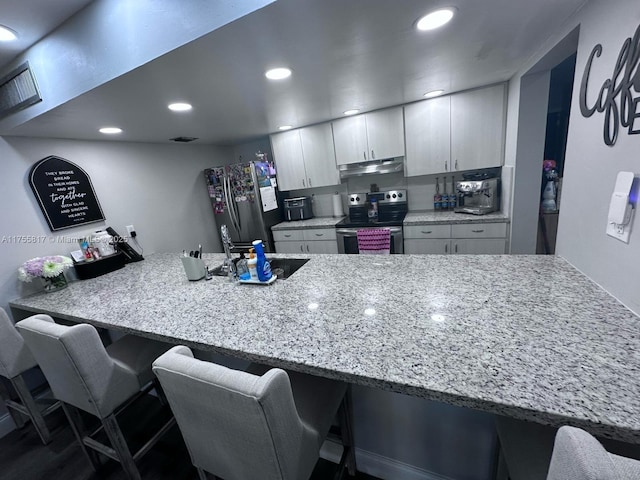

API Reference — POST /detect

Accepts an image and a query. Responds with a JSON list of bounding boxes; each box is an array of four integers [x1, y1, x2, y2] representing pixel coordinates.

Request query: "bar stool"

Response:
[[16, 315, 175, 480], [547, 426, 640, 479], [0, 308, 60, 444], [152, 345, 355, 480]]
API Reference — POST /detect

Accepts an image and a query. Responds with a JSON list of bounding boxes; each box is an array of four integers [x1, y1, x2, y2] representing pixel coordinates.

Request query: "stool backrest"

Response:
[[547, 426, 640, 479], [153, 346, 313, 480], [0, 308, 38, 379], [16, 316, 138, 417]]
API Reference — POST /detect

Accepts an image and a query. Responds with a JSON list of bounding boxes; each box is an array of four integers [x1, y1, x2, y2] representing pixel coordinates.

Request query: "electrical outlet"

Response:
[[126, 225, 135, 235]]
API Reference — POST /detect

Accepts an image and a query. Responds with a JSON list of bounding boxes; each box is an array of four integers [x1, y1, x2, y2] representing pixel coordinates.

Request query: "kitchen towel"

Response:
[[357, 228, 391, 254], [332, 193, 344, 217]]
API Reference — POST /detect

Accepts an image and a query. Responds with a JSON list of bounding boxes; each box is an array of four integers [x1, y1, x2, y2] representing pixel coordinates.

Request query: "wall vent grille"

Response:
[[170, 136, 198, 143], [0, 62, 42, 119]]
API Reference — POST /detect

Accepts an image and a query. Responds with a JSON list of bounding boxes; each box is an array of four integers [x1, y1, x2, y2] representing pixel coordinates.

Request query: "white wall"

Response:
[[0, 0, 274, 131], [555, 1, 640, 314], [0, 136, 231, 314]]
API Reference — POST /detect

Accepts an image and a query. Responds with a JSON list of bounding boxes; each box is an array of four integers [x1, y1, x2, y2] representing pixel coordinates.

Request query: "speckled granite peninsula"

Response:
[[271, 217, 344, 230], [404, 210, 510, 225], [10, 253, 640, 443]]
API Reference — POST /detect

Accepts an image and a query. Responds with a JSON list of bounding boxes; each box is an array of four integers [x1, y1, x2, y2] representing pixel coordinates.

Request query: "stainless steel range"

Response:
[[335, 190, 407, 254]]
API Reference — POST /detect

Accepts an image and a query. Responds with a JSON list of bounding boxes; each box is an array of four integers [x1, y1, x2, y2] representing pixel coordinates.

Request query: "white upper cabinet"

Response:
[[450, 84, 505, 172], [299, 123, 340, 189], [270, 129, 305, 190], [271, 124, 340, 191], [404, 96, 451, 177], [404, 84, 505, 177], [333, 107, 404, 165]]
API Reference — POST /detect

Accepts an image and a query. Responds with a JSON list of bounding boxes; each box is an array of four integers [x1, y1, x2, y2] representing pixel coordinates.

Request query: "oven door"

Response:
[[336, 226, 403, 254]]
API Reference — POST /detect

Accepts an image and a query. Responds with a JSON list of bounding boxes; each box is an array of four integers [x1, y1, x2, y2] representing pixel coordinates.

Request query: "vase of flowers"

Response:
[[18, 256, 73, 292]]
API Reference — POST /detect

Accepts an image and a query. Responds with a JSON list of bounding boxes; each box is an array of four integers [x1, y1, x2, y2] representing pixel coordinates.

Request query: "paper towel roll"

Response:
[[332, 193, 344, 217]]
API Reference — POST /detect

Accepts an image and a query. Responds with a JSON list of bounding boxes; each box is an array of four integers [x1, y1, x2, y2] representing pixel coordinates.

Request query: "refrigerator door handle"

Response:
[[228, 175, 241, 233], [224, 174, 239, 233]]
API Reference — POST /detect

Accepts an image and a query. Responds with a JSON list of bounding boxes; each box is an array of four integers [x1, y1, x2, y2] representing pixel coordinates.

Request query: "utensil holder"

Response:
[[181, 257, 206, 281]]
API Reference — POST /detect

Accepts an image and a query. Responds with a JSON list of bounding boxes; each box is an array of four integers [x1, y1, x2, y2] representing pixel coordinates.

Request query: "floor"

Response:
[[0, 394, 381, 480]]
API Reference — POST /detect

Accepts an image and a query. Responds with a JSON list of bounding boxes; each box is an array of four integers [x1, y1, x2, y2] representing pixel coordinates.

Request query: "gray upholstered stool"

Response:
[[152, 345, 355, 480], [547, 426, 640, 479], [0, 308, 60, 444], [16, 315, 175, 480]]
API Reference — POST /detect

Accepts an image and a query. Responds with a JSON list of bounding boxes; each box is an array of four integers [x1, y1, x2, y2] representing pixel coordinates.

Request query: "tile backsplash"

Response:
[[281, 167, 504, 216]]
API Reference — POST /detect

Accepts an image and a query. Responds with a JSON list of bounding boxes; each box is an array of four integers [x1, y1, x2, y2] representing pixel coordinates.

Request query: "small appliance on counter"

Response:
[[455, 173, 500, 215], [284, 196, 313, 221]]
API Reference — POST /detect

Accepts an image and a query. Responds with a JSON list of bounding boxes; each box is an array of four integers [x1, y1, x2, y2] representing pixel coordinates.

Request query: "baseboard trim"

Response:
[[320, 439, 455, 480]]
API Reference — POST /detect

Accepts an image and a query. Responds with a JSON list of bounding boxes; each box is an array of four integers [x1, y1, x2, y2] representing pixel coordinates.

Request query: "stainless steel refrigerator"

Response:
[[205, 157, 281, 252]]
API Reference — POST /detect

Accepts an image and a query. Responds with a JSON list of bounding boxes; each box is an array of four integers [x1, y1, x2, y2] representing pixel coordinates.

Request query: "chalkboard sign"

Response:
[[29, 156, 105, 231]]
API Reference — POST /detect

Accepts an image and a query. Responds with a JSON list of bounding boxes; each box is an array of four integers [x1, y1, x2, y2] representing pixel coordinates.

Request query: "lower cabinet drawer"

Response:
[[302, 228, 337, 241], [451, 238, 506, 254], [404, 224, 451, 239], [273, 230, 304, 242], [451, 222, 507, 238]]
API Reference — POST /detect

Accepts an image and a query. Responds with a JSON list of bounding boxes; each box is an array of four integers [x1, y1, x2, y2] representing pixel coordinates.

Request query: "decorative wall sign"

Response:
[[579, 23, 640, 146], [29, 156, 105, 231]]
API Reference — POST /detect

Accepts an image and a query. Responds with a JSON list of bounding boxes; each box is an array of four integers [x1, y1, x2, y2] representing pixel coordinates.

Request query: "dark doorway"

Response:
[[537, 53, 577, 254]]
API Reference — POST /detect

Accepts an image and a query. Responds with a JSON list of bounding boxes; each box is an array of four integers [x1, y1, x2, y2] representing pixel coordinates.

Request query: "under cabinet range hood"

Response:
[[339, 158, 404, 178]]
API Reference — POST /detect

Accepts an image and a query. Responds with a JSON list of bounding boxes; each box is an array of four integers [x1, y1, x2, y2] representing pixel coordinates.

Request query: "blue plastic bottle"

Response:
[[251, 240, 272, 281]]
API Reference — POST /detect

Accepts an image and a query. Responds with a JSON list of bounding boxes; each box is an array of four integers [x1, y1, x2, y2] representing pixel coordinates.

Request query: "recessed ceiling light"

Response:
[[278, 125, 293, 130], [0, 25, 17, 42], [424, 90, 445, 98], [168, 102, 192, 112], [265, 67, 292, 80], [99, 127, 122, 134], [343, 109, 360, 116], [416, 8, 455, 31]]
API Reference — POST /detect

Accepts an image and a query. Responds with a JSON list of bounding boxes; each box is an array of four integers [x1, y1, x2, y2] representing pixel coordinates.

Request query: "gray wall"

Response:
[[555, 0, 640, 315], [0, 135, 231, 315]]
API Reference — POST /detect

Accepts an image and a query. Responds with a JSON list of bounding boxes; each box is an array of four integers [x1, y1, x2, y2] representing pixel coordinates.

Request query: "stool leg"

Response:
[[102, 413, 141, 480], [11, 375, 52, 444], [0, 378, 26, 429], [62, 404, 101, 471], [339, 387, 357, 476], [197, 467, 208, 480]]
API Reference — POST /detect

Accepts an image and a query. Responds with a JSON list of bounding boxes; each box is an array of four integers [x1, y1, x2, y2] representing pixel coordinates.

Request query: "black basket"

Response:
[[73, 252, 126, 280]]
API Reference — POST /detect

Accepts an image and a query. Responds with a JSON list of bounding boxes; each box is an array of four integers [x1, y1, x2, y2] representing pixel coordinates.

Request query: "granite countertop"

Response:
[[272, 217, 345, 230], [404, 211, 510, 225], [10, 253, 640, 443]]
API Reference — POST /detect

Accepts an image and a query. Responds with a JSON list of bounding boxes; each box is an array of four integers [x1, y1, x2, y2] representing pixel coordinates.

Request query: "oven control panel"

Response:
[[348, 190, 407, 206]]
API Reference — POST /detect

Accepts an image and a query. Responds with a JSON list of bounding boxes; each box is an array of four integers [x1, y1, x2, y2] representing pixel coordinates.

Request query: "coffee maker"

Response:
[[455, 176, 500, 215]]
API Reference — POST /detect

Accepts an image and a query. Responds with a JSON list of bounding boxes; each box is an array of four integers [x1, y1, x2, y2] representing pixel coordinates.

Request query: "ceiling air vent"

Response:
[[0, 62, 42, 119], [170, 136, 198, 143]]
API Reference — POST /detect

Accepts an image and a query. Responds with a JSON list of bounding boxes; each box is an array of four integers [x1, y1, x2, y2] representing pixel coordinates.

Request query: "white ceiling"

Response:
[[1, 0, 587, 145], [0, 0, 94, 69]]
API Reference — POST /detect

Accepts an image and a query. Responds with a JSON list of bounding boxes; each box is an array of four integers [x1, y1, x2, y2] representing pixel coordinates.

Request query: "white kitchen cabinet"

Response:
[[404, 221, 508, 254], [404, 96, 451, 177], [274, 228, 338, 254], [450, 84, 505, 172], [404, 84, 505, 177], [270, 124, 340, 191], [333, 107, 404, 165]]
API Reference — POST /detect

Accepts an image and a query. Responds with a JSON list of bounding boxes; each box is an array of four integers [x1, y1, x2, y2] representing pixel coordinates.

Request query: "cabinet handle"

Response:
[[308, 178, 312, 187], [471, 229, 485, 233], [445, 161, 448, 171], [455, 159, 459, 170], [315, 233, 324, 237], [302, 179, 306, 187], [300, 245, 304, 252], [445, 243, 448, 253], [371, 149, 375, 159], [284, 234, 292, 238], [363, 151, 367, 161], [306, 245, 310, 252], [454, 243, 458, 253], [421, 230, 432, 234]]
